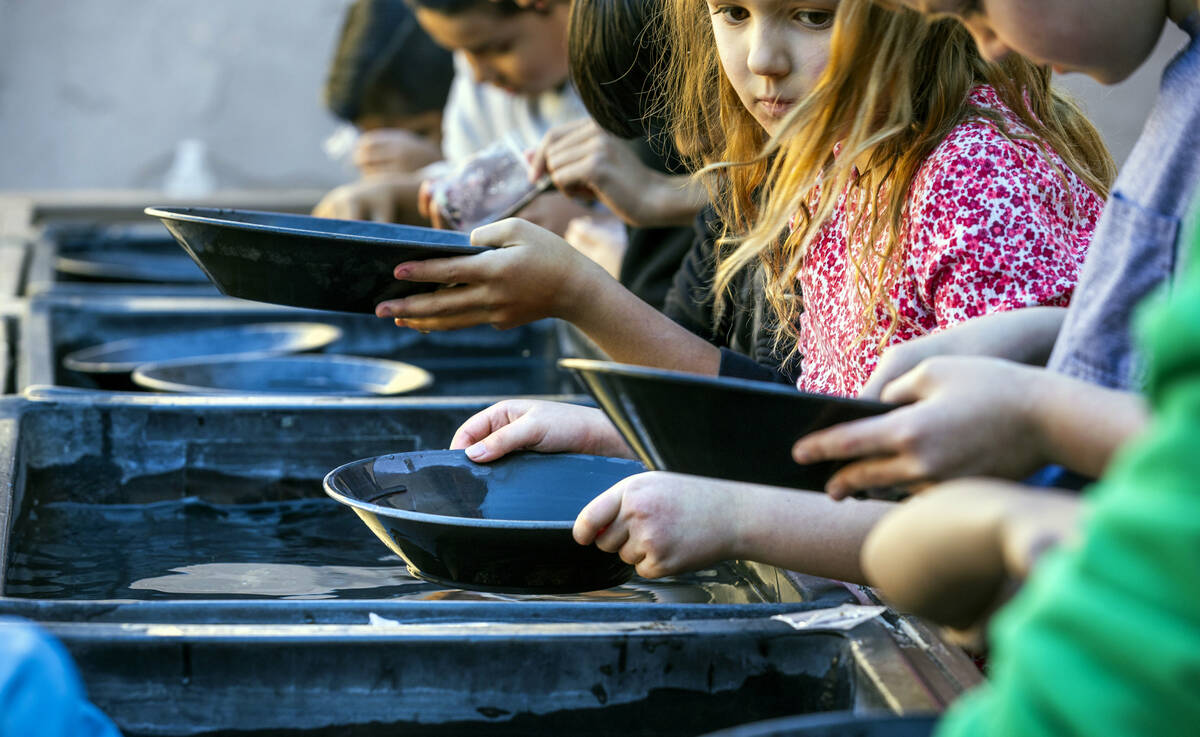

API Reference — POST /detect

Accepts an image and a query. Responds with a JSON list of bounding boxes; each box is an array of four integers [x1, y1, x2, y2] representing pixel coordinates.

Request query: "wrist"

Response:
[[554, 255, 616, 326]]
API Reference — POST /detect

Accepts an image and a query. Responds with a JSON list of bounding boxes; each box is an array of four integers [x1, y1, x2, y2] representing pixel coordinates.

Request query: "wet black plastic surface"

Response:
[[562, 359, 896, 492], [146, 207, 485, 313]]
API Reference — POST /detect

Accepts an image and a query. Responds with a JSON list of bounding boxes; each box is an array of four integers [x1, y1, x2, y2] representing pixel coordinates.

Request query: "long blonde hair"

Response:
[[662, 0, 1115, 354]]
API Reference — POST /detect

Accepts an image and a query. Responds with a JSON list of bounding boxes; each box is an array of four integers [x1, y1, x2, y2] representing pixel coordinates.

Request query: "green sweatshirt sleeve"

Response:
[[936, 221, 1200, 735]]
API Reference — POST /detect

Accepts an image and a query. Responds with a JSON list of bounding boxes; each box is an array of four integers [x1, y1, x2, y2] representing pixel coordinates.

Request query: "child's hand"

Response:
[[793, 356, 1146, 499], [375, 217, 611, 331], [416, 180, 448, 229], [573, 472, 742, 579], [793, 357, 1052, 499], [450, 399, 634, 462], [530, 119, 705, 228], [862, 478, 1081, 634]]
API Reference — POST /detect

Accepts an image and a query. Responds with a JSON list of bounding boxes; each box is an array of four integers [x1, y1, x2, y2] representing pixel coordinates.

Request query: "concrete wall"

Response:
[[0, 3, 1190, 191], [0, 0, 355, 192]]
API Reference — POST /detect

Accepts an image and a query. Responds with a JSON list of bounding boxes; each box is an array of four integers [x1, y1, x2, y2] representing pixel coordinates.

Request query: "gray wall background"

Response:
[[0, 0, 355, 192], [0, 2, 1190, 192]]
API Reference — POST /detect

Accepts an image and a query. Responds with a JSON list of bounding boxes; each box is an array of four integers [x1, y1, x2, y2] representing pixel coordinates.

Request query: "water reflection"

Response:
[[8, 497, 769, 603]]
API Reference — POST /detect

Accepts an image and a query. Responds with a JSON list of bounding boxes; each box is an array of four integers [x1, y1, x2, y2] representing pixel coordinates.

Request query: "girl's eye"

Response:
[[714, 5, 751, 23], [794, 9, 834, 29]]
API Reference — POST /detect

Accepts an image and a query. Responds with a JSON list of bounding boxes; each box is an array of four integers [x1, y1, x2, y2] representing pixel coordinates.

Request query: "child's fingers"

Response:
[[823, 456, 920, 500], [791, 413, 901, 465], [379, 284, 489, 319], [397, 310, 497, 333], [877, 364, 935, 405], [471, 217, 539, 248], [462, 415, 547, 462], [449, 404, 514, 451], [392, 253, 493, 285], [574, 487, 624, 546], [594, 520, 631, 555]]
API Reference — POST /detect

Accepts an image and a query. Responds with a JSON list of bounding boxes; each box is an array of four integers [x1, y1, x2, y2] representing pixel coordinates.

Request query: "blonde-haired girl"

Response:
[[696, 0, 1112, 395]]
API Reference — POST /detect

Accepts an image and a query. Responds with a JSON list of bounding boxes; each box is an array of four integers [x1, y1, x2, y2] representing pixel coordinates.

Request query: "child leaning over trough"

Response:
[[322, 0, 455, 178], [789, 0, 1200, 500], [314, 0, 592, 232], [444, 0, 1113, 584]]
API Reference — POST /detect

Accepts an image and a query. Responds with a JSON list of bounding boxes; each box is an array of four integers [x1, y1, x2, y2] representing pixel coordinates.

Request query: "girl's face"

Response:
[[416, 5, 570, 96], [901, 0, 1168, 84], [707, 0, 837, 136]]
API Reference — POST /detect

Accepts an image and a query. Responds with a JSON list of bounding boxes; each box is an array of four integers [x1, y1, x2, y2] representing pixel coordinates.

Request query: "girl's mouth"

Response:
[[756, 97, 796, 118]]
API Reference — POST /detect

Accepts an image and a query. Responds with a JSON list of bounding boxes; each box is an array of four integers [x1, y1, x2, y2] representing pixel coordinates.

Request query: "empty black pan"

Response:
[[559, 359, 896, 492], [145, 207, 487, 313], [62, 322, 342, 389], [324, 450, 644, 593]]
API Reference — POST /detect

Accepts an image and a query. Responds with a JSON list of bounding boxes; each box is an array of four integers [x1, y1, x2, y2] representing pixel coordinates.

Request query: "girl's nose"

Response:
[[747, 27, 792, 78]]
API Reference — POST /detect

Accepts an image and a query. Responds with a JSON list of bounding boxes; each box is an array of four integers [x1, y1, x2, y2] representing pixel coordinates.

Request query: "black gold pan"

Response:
[[145, 207, 487, 313], [559, 358, 897, 493]]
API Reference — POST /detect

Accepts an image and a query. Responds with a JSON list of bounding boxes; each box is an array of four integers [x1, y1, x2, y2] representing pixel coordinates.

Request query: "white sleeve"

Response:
[[440, 52, 492, 165]]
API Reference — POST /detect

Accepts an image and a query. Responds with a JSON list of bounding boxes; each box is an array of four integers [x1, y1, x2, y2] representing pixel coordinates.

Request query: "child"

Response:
[[323, 0, 455, 177], [789, 0, 1200, 499], [313, 0, 592, 232]]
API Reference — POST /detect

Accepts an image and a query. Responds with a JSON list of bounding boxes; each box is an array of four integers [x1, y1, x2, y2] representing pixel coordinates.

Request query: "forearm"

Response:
[[1030, 373, 1149, 478], [730, 484, 895, 584], [563, 264, 722, 374], [960, 306, 1067, 365]]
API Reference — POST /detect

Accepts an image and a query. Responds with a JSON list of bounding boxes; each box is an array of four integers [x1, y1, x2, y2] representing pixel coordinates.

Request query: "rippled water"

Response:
[[6, 497, 770, 603]]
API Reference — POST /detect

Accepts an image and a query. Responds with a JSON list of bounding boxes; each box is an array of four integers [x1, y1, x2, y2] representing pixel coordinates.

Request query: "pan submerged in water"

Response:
[[324, 450, 644, 593]]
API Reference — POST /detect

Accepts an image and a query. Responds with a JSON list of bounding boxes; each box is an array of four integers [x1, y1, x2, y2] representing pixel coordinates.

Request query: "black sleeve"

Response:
[[615, 137, 699, 311], [620, 223, 697, 311], [661, 205, 724, 342]]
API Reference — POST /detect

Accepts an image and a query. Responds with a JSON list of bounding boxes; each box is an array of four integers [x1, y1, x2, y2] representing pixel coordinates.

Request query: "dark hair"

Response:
[[403, 0, 525, 17], [567, 0, 662, 139], [324, 0, 455, 123]]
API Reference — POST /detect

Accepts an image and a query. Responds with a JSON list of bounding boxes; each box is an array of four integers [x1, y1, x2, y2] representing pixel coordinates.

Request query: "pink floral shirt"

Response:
[[796, 86, 1104, 397]]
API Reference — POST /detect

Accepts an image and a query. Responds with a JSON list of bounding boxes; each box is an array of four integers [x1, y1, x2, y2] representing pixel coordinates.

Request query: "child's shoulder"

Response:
[[924, 87, 1037, 168], [913, 85, 1074, 201]]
